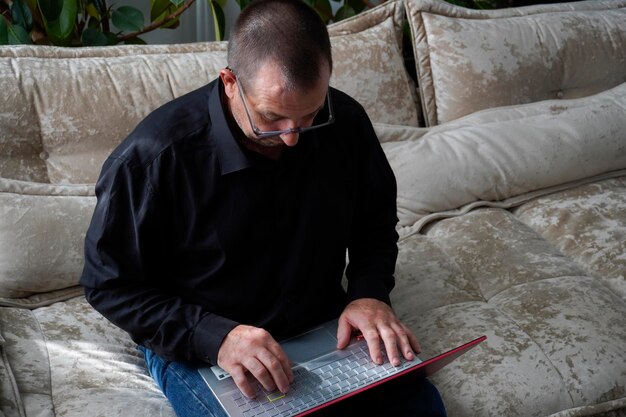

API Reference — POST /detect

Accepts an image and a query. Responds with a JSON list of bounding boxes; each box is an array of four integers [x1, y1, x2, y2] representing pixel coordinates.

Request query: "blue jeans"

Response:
[[139, 346, 447, 417]]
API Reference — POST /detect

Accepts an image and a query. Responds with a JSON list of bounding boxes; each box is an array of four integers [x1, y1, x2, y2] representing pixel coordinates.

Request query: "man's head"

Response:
[[220, 0, 333, 149], [227, 0, 332, 91]]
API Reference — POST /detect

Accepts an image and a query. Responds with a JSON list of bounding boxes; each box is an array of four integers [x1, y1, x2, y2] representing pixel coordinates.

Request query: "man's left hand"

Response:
[[337, 298, 421, 367]]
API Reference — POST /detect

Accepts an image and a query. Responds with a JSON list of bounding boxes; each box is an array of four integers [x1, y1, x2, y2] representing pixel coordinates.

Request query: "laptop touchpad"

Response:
[[282, 326, 338, 364]]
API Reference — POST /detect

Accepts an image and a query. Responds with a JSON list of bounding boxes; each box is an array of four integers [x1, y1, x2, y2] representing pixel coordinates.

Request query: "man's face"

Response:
[[221, 61, 331, 148]]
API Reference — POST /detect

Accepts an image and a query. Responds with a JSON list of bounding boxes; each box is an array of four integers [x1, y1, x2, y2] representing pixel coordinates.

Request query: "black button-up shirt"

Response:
[[80, 79, 399, 365]]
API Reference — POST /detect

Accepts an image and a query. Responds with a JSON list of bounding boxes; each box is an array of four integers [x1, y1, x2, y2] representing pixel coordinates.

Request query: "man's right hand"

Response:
[[217, 325, 293, 398]]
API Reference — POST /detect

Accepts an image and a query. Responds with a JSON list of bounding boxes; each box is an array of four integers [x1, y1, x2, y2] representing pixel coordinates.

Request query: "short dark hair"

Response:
[[228, 0, 332, 91]]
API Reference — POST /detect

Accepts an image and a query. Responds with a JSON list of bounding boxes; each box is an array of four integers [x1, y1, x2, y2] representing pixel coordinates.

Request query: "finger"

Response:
[[408, 331, 421, 355], [258, 349, 291, 394], [243, 357, 276, 393], [394, 323, 421, 355], [336, 317, 352, 349], [397, 334, 415, 361], [379, 325, 402, 366], [362, 326, 383, 365], [391, 323, 416, 361], [267, 342, 294, 384], [230, 366, 256, 399]]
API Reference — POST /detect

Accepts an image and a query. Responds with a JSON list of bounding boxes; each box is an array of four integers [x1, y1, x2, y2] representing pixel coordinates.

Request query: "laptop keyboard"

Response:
[[226, 342, 420, 417]]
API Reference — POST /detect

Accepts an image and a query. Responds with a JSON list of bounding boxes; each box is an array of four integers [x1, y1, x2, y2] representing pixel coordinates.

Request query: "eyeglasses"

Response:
[[230, 70, 335, 139]]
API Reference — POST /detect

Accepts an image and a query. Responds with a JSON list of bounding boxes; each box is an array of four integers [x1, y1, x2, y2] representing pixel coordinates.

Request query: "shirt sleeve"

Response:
[[344, 106, 399, 306], [80, 154, 237, 364]]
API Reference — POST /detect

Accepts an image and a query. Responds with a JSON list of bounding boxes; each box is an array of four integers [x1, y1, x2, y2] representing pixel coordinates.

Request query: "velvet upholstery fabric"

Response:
[[405, 0, 626, 125]]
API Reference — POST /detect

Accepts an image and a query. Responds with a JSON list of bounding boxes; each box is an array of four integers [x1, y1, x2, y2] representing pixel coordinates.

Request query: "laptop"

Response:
[[198, 319, 486, 417]]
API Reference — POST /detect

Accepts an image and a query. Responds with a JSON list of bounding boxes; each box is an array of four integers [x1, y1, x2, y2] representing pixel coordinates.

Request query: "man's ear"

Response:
[[219, 68, 237, 100]]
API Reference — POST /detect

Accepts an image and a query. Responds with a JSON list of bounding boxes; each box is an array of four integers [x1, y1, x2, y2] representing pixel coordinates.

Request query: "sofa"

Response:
[[1, 0, 625, 415]]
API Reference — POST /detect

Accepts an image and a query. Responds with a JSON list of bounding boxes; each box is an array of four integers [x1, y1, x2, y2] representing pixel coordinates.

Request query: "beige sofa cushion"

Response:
[[404, 0, 626, 125], [0, 320, 24, 417], [0, 43, 226, 186], [0, 179, 95, 307], [0, 43, 228, 184], [393, 207, 626, 416], [329, 0, 419, 127], [376, 82, 626, 239], [514, 177, 626, 298], [0, 298, 174, 417]]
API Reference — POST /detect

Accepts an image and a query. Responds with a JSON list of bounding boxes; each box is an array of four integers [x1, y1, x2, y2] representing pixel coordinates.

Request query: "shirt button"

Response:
[[556, 90, 564, 99]]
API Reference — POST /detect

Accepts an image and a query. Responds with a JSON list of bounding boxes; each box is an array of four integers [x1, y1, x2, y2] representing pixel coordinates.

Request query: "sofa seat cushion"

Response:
[[0, 297, 174, 417], [514, 177, 626, 298], [0, 321, 23, 417], [405, 0, 626, 125], [393, 208, 626, 416]]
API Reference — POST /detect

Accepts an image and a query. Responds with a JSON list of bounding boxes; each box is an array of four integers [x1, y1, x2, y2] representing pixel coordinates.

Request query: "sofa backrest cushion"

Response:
[[376, 82, 626, 239], [329, 0, 419, 127], [0, 42, 229, 185], [0, 0, 418, 185], [404, 0, 626, 126], [0, 179, 94, 307]]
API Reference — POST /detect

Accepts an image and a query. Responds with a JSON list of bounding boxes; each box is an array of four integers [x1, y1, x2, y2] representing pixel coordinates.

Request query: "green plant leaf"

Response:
[[152, 8, 181, 29], [87, 16, 100, 29], [208, 0, 225, 41], [105, 32, 119, 45], [0, 17, 9, 45], [150, 0, 181, 28], [39, 0, 63, 22], [345, 0, 365, 14], [8, 23, 33, 44], [163, 16, 180, 29], [170, 0, 185, 6], [236, 0, 252, 10], [150, 0, 172, 21], [11, 0, 33, 32], [38, 0, 78, 45], [92, 0, 106, 15], [81, 27, 108, 45], [310, 0, 333, 23], [85, 3, 100, 19], [112, 5, 144, 33], [334, 5, 355, 22]]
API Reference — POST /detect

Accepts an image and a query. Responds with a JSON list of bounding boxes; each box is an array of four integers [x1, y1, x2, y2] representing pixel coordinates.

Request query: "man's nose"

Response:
[[280, 130, 299, 147]]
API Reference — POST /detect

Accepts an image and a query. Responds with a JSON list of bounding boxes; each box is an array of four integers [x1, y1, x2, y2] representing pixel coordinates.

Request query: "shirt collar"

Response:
[[208, 79, 252, 176]]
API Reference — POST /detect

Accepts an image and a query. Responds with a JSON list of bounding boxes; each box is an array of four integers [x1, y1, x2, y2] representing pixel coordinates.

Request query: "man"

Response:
[[80, 0, 446, 415]]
